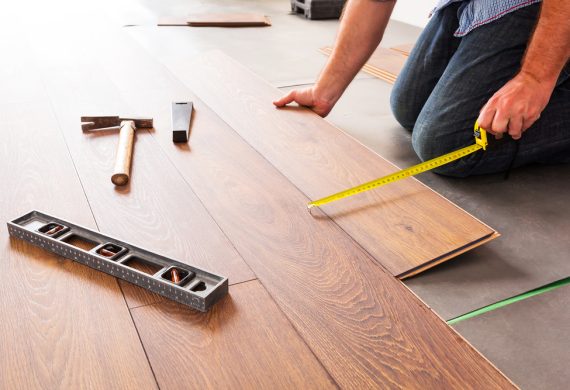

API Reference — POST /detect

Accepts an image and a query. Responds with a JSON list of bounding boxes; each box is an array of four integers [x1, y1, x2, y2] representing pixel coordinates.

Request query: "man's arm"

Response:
[[478, 0, 570, 139], [273, 0, 396, 117]]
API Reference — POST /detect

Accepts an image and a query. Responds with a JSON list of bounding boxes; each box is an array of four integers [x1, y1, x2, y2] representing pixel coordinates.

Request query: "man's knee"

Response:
[[390, 79, 416, 131], [411, 117, 474, 177]]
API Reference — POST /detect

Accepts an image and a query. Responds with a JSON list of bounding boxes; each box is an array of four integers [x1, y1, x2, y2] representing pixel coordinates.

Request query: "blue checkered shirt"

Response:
[[431, 0, 542, 36]]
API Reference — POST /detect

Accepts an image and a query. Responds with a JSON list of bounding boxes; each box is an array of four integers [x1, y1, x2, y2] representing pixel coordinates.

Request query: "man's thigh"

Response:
[[409, 3, 570, 176], [389, 2, 461, 130]]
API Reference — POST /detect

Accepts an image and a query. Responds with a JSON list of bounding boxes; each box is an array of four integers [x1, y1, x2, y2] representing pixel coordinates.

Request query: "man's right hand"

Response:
[[272, 87, 336, 117]]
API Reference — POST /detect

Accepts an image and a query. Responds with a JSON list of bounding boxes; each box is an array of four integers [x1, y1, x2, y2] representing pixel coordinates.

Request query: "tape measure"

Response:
[[308, 122, 488, 210]]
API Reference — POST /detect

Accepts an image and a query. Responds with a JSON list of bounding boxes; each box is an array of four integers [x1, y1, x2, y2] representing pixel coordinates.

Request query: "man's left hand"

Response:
[[477, 71, 554, 140]]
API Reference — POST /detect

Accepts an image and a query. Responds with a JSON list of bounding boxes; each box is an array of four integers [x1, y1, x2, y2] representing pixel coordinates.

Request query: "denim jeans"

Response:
[[390, 3, 570, 177]]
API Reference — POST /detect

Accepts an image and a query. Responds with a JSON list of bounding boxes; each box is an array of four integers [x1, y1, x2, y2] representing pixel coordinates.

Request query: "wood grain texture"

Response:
[[172, 51, 498, 278], [131, 280, 336, 389], [104, 60, 513, 387], [0, 101, 157, 389]]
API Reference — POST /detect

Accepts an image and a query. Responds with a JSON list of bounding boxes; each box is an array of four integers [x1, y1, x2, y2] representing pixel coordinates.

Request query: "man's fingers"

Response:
[[273, 90, 297, 107], [491, 109, 510, 134], [477, 105, 496, 133], [507, 116, 523, 140]]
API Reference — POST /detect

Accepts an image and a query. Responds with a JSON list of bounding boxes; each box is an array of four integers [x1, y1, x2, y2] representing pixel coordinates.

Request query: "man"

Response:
[[274, 0, 570, 176]]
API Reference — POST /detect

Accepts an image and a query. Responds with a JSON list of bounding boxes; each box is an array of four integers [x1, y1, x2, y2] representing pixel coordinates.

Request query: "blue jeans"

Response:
[[390, 3, 570, 177]]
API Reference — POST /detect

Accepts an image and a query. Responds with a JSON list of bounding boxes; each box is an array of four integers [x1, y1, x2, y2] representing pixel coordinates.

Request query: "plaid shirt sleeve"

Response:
[[431, 0, 542, 36]]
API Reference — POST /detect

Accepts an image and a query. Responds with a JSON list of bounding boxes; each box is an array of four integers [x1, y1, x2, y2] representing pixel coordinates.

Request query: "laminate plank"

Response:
[[0, 101, 157, 389], [131, 280, 336, 389], [75, 30, 516, 384], [168, 50, 498, 278]]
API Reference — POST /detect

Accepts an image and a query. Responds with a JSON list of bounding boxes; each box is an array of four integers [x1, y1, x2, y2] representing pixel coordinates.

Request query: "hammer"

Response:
[[81, 116, 153, 186]]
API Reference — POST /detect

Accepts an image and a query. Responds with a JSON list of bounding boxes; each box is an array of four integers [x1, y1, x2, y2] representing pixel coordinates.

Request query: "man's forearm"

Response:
[[315, 0, 396, 104], [520, 0, 570, 87]]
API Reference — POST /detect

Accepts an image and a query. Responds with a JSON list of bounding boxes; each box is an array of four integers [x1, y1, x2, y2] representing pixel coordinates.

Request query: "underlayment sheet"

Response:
[[453, 285, 570, 390], [280, 78, 570, 319], [115, 0, 421, 87]]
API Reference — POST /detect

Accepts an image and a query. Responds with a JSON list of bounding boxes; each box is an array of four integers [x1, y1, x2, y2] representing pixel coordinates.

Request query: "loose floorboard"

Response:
[[453, 285, 570, 390], [0, 101, 157, 389], [173, 50, 497, 278], [304, 77, 570, 320]]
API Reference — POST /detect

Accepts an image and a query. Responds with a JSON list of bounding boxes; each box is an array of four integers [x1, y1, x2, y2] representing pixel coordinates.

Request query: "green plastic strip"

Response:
[[447, 276, 570, 325]]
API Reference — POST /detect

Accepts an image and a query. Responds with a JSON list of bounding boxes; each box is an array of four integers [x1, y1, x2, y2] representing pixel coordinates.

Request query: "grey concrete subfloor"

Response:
[[453, 284, 570, 390]]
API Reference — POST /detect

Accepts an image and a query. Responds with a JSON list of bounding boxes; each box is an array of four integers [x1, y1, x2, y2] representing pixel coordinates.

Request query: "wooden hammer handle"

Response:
[[111, 120, 135, 186]]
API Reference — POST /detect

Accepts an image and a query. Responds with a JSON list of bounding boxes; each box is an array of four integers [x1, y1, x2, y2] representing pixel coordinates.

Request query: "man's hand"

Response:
[[273, 86, 336, 117], [477, 72, 554, 140], [478, 0, 570, 140]]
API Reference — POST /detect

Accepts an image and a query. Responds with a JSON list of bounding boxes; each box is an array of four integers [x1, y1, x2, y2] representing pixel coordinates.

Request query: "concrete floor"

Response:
[[103, 0, 570, 387]]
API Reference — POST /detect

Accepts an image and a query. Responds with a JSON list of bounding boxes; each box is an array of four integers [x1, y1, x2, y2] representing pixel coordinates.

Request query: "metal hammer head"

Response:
[[81, 116, 153, 131]]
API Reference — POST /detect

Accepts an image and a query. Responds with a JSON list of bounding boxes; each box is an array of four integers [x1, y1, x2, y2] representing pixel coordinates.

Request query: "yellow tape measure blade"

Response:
[[307, 143, 483, 209]]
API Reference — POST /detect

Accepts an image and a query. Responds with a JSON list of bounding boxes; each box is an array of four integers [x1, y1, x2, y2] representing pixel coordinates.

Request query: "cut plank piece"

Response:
[[158, 13, 271, 27], [0, 101, 157, 389], [179, 51, 498, 278], [132, 281, 335, 388], [320, 46, 408, 84]]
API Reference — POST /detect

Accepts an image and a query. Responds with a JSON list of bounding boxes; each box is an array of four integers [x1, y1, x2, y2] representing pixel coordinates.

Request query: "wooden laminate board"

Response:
[[0, 101, 157, 389], [131, 280, 335, 389], [77, 29, 516, 384], [158, 13, 271, 27], [172, 51, 498, 278]]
